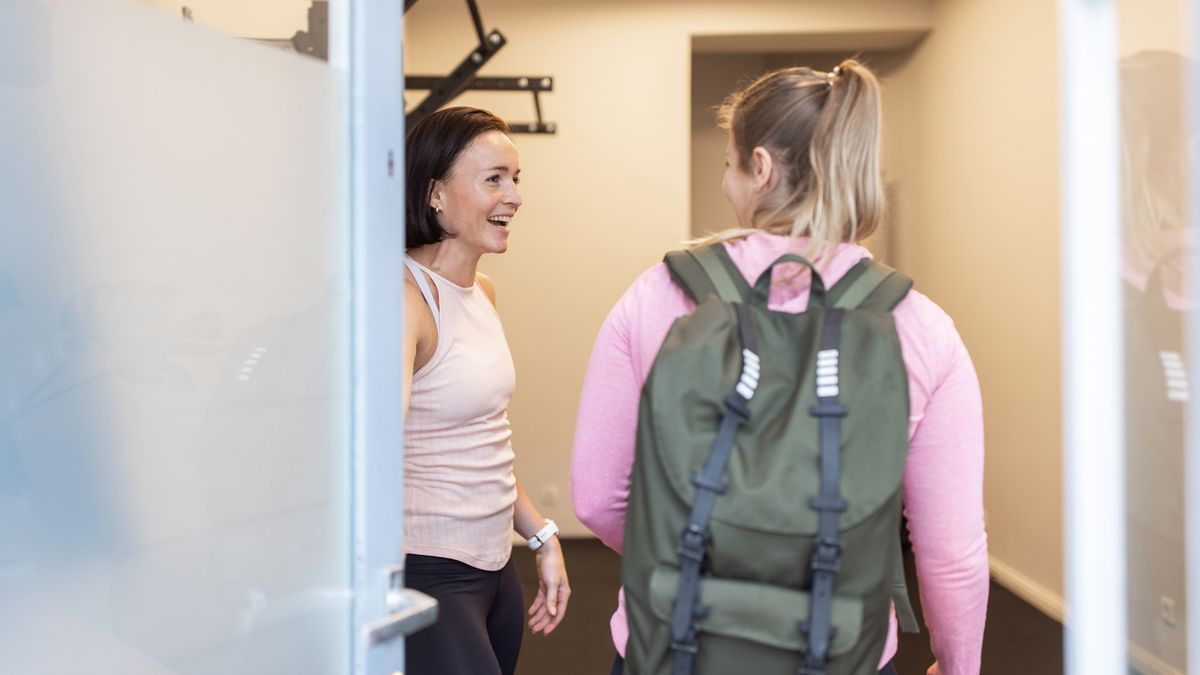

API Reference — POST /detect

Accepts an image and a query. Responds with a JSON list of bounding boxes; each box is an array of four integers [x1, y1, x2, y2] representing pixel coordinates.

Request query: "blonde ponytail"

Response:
[[702, 59, 886, 264]]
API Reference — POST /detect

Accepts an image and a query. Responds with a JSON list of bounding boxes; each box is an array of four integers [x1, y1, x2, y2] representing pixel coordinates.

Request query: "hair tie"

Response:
[[825, 65, 843, 89]]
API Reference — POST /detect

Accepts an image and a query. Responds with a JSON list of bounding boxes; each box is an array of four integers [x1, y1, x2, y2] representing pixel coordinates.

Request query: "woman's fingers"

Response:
[[527, 542, 571, 634], [544, 577, 559, 617], [528, 588, 545, 616], [528, 586, 551, 633], [541, 584, 570, 634]]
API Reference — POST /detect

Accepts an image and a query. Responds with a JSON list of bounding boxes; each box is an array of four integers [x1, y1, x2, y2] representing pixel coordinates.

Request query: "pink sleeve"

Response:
[[901, 312, 989, 675], [571, 265, 688, 553], [570, 295, 640, 553]]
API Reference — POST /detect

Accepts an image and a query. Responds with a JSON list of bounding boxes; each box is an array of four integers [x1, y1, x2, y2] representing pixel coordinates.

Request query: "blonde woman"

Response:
[[572, 61, 988, 674]]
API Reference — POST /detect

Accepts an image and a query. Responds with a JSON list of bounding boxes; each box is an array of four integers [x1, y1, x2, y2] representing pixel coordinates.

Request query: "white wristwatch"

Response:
[[527, 519, 559, 551]]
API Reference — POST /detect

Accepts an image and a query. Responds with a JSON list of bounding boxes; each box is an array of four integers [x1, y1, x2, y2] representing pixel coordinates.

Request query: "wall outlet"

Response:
[[1161, 596, 1177, 628]]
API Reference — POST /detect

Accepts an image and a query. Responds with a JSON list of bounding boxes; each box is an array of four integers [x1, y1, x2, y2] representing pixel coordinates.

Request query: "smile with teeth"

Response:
[[487, 215, 513, 228]]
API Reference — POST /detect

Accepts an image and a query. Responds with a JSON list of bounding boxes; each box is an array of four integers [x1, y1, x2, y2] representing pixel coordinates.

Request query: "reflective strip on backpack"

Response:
[[816, 349, 839, 397], [736, 349, 761, 399]]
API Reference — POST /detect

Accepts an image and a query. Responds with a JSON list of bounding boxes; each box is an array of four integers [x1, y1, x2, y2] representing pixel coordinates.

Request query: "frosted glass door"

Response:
[[0, 1, 390, 672]]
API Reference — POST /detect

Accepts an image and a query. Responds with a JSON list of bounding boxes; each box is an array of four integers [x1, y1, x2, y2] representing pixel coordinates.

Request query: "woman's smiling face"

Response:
[[431, 130, 523, 256]]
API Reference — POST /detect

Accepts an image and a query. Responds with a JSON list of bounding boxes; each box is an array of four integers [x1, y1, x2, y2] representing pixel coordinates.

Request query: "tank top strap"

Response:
[[404, 256, 441, 335]]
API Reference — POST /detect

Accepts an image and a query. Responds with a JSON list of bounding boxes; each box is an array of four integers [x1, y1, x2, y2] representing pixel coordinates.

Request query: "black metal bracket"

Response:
[[290, 1, 328, 61], [405, 76, 557, 134], [404, 0, 557, 134]]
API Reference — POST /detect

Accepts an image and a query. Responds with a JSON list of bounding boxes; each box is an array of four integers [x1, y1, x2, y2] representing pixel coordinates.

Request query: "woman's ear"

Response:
[[750, 146, 776, 194], [427, 179, 442, 212]]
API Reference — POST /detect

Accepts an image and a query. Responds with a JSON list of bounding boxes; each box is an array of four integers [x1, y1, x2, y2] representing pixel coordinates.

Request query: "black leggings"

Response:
[[610, 656, 898, 674], [404, 554, 524, 675]]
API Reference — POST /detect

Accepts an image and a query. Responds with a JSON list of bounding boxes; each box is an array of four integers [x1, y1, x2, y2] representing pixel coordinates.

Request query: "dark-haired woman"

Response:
[[402, 106, 570, 675]]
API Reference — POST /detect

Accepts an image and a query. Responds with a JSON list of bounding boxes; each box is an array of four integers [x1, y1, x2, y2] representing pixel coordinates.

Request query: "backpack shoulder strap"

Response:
[[892, 535, 922, 634], [663, 244, 751, 304], [828, 258, 913, 311]]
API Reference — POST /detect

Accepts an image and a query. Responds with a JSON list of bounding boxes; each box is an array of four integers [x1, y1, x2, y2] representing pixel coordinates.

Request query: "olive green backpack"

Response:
[[622, 244, 920, 675]]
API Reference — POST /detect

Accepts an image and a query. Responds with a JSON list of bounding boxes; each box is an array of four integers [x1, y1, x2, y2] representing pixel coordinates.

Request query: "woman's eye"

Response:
[[513, 175, 521, 185], [487, 175, 500, 183]]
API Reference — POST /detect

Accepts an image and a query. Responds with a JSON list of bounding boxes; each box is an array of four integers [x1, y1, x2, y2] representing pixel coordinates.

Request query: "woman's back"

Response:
[[571, 232, 988, 674]]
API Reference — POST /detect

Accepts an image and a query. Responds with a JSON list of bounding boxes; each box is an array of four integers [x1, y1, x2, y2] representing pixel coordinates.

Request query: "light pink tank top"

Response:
[[403, 255, 517, 571]]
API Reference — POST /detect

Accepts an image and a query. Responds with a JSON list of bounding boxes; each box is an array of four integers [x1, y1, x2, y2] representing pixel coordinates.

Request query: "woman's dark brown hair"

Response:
[[405, 107, 511, 247]]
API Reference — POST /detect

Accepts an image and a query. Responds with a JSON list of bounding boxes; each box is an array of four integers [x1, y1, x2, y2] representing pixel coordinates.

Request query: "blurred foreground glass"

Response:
[[0, 1, 349, 672], [1116, 1, 1193, 673]]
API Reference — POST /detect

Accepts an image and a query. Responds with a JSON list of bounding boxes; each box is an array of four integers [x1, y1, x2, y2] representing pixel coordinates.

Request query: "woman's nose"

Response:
[[505, 184, 523, 207]]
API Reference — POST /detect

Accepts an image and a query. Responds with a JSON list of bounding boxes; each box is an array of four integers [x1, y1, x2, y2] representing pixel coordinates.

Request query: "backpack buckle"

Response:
[[670, 639, 699, 655], [811, 536, 844, 573], [690, 471, 727, 494], [723, 392, 751, 420], [808, 495, 848, 513], [677, 523, 709, 562], [810, 555, 842, 574], [808, 402, 847, 418]]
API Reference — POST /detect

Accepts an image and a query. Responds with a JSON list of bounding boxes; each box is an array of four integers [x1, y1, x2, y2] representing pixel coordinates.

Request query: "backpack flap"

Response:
[[646, 302, 909, 536]]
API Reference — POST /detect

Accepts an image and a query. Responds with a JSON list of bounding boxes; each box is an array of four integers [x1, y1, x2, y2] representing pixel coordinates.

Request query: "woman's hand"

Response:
[[527, 537, 570, 635]]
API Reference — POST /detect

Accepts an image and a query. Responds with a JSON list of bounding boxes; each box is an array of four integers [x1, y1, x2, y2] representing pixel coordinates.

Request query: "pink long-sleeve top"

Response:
[[571, 232, 988, 674]]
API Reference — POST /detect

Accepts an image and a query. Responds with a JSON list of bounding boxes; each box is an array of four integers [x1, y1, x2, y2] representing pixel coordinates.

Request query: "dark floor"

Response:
[[512, 538, 1065, 674]]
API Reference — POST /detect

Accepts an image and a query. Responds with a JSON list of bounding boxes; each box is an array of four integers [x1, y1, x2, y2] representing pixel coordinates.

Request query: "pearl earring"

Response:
[[435, 205, 443, 214]]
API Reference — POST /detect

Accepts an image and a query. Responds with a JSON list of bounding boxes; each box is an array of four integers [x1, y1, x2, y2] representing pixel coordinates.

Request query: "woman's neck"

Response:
[[407, 242, 480, 287]]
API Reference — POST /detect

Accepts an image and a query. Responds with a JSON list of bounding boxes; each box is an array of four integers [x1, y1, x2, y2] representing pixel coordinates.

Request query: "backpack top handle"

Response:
[[752, 254, 827, 309]]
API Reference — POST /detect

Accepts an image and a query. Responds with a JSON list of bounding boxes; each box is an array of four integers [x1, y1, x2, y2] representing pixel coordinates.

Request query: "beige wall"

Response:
[[406, 0, 935, 536], [690, 52, 765, 240], [890, 0, 1064, 603], [132, 0, 312, 37]]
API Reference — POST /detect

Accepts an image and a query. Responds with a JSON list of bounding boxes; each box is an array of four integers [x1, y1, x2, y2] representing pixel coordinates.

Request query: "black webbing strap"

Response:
[[670, 303, 759, 675], [798, 308, 848, 675]]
